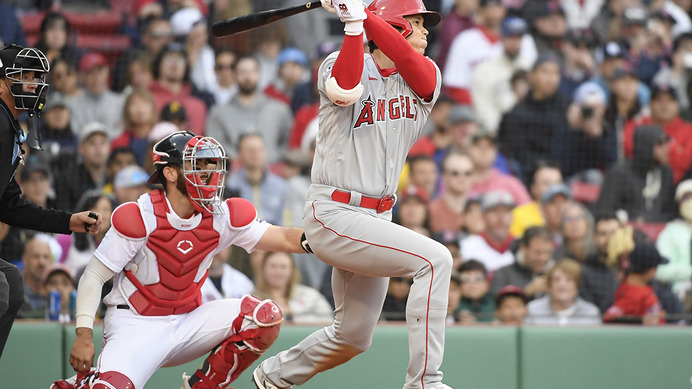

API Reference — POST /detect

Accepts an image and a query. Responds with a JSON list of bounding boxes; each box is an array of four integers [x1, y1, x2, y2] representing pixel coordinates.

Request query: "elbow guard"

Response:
[[325, 76, 363, 107]]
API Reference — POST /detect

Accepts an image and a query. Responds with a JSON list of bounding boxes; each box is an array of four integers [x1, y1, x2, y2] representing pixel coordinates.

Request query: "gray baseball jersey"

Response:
[[259, 51, 453, 389]]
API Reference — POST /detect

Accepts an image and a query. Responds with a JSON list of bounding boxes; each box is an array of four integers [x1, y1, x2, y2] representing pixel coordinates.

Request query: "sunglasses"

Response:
[[446, 169, 473, 177], [460, 274, 486, 283], [215, 64, 234, 70]]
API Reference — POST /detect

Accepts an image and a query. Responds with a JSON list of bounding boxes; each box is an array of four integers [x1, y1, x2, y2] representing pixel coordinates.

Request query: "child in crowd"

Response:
[[494, 285, 529, 326], [456, 260, 495, 323]]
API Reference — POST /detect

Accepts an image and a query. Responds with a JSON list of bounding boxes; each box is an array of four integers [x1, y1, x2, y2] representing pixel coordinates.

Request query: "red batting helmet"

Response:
[[367, 0, 441, 38]]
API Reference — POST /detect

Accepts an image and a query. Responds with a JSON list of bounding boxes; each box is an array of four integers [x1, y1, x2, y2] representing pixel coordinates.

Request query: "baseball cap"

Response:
[[565, 29, 594, 46], [448, 104, 476, 124], [495, 285, 528, 305], [573, 82, 606, 105], [675, 179, 692, 201], [622, 5, 648, 27], [651, 83, 677, 100], [628, 243, 669, 273], [148, 121, 181, 143], [79, 52, 108, 72], [42, 263, 75, 286], [0, 44, 22, 77], [470, 130, 497, 145], [278, 47, 308, 68], [481, 190, 515, 211], [541, 183, 571, 204], [400, 185, 429, 204], [312, 41, 339, 61], [78, 122, 109, 144], [536, 1, 565, 18], [20, 162, 52, 182], [114, 165, 150, 190], [170, 7, 205, 37], [531, 53, 559, 71], [601, 41, 625, 61], [161, 100, 187, 122], [501, 16, 528, 37]]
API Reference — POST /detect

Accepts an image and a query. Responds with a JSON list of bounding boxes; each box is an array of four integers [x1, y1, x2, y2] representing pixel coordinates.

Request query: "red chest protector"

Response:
[[125, 190, 220, 316]]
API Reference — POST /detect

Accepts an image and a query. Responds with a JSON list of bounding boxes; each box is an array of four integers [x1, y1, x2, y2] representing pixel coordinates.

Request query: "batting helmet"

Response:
[[0, 44, 50, 112], [149, 131, 228, 214], [367, 0, 441, 38]]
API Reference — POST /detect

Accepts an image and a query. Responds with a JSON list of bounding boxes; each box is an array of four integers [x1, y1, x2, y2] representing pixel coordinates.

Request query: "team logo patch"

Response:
[[177, 240, 194, 254]]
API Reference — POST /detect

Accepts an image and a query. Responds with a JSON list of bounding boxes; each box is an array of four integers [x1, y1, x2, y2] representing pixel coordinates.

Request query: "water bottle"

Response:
[[47, 291, 61, 321]]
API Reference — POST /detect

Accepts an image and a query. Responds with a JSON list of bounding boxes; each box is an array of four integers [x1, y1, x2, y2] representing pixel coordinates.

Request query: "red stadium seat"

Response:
[[628, 222, 666, 242], [570, 181, 601, 204], [64, 10, 123, 35], [76, 34, 131, 67], [18, 10, 46, 35]]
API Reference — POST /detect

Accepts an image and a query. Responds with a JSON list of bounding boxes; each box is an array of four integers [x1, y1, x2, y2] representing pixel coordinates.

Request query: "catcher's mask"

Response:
[[4, 46, 50, 112], [150, 131, 228, 214]]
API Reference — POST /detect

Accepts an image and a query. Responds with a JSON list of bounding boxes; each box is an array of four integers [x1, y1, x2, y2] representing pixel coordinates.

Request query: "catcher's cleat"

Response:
[[180, 372, 192, 389], [252, 366, 292, 389]]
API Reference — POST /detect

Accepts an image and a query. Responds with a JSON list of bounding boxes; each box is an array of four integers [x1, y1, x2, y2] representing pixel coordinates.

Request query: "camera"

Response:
[[580, 105, 594, 119]]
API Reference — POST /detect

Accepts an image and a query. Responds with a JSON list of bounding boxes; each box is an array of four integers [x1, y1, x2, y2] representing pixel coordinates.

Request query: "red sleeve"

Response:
[[363, 8, 437, 101], [331, 34, 364, 90]]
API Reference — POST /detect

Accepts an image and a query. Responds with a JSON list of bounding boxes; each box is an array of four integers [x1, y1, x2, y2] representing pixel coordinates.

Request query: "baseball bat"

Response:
[[211, 1, 323, 37]]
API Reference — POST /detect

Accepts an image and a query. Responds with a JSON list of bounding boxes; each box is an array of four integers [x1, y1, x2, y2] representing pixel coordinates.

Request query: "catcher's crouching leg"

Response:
[[184, 295, 284, 389]]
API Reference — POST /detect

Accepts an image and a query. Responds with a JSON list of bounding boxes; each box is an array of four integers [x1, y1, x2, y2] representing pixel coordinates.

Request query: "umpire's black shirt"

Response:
[[0, 98, 71, 233]]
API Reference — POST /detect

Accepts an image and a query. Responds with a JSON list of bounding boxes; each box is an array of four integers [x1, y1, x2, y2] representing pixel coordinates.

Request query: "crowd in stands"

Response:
[[3, 0, 692, 326]]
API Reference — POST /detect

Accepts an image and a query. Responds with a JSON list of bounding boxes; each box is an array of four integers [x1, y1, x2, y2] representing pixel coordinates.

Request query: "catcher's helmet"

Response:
[[0, 44, 50, 112], [367, 0, 441, 38], [149, 131, 228, 214]]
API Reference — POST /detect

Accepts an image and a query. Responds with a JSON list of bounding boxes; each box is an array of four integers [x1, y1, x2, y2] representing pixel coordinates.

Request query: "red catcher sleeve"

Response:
[[331, 33, 365, 90], [363, 8, 437, 101]]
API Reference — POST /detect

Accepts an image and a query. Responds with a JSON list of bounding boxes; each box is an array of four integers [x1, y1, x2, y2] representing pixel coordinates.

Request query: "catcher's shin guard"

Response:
[[186, 295, 283, 389]]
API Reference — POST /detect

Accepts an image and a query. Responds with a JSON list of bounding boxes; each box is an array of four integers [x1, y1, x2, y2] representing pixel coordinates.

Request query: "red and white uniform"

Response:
[[90, 190, 268, 387]]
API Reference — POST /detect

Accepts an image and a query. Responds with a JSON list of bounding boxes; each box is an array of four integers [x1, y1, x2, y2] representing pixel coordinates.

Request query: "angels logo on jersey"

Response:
[[354, 95, 418, 129]]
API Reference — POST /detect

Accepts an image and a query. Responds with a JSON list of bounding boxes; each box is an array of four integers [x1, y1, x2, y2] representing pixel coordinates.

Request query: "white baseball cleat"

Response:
[[431, 384, 454, 389], [252, 366, 292, 389]]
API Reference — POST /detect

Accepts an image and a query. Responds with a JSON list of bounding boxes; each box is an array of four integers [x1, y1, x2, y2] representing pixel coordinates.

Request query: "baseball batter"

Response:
[[51, 131, 312, 389], [253, 1, 453, 389]]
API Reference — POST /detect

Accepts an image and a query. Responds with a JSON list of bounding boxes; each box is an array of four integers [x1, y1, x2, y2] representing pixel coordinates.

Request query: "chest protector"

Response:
[[125, 190, 220, 315]]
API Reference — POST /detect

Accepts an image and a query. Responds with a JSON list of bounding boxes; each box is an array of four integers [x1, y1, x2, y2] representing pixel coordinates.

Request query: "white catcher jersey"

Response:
[[311, 52, 442, 197], [94, 193, 269, 309]]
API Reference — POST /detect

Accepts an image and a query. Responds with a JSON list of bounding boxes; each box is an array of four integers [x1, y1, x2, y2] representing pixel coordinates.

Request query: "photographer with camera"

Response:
[[553, 81, 617, 181]]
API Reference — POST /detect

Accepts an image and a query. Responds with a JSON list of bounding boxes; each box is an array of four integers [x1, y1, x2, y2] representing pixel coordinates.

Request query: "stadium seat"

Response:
[[76, 34, 131, 67], [64, 10, 122, 35], [628, 222, 666, 242], [569, 181, 601, 204], [18, 10, 46, 36]]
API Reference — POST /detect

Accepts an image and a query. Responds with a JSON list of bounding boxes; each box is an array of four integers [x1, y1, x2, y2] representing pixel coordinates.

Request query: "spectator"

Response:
[[468, 132, 531, 205], [447, 271, 463, 324], [121, 53, 154, 95], [252, 24, 287, 91], [148, 42, 208, 134], [429, 152, 473, 234], [471, 16, 534, 134], [406, 155, 439, 201], [17, 234, 61, 319], [112, 17, 173, 93], [264, 47, 309, 106], [463, 197, 486, 236], [655, 179, 692, 303], [493, 284, 529, 325], [491, 226, 554, 300], [628, 9, 676, 87], [34, 12, 82, 64], [444, 104, 479, 154], [112, 165, 150, 205], [456, 259, 495, 323], [160, 100, 189, 131], [382, 277, 412, 322], [0, 3, 26, 47], [522, 0, 567, 62], [444, 0, 536, 104], [591, 41, 651, 106], [206, 55, 293, 163], [209, 48, 238, 106], [556, 81, 618, 179], [624, 83, 692, 184], [525, 259, 602, 326], [596, 124, 676, 223], [498, 54, 569, 185], [200, 246, 254, 303], [433, 230, 463, 272], [510, 160, 563, 238], [54, 123, 110, 212], [558, 29, 597, 101], [171, 7, 216, 94], [556, 202, 596, 263], [46, 57, 81, 104], [604, 243, 667, 325], [110, 89, 159, 165], [252, 251, 333, 324], [290, 41, 339, 113], [435, 0, 479, 75], [40, 98, 78, 158], [394, 186, 432, 237], [540, 183, 572, 247], [102, 147, 138, 196], [42, 263, 76, 322], [63, 190, 115, 275], [279, 0, 340, 56], [653, 32, 692, 110], [68, 53, 125, 138], [226, 134, 289, 226], [603, 66, 644, 156], [580, 212, 621, 314], [460, 190, 516, 272]]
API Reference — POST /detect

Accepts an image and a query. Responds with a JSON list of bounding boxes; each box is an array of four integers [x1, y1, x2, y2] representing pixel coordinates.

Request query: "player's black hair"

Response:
[[368, 25, 403, 53], [520, 226, 553, 247], [458, 259, 487, 277]]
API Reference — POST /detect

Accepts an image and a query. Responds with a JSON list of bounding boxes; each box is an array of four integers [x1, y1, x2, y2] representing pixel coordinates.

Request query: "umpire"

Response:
[[0, 44, 103, 360]]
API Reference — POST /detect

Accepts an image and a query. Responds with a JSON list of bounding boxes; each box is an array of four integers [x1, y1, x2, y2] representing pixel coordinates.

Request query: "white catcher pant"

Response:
[[260, 193, 452, 389], [94, 299, 242, 388]]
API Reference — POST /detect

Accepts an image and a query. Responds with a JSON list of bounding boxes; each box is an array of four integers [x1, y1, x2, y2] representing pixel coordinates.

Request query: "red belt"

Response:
[[331, 190, 396, 213]]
